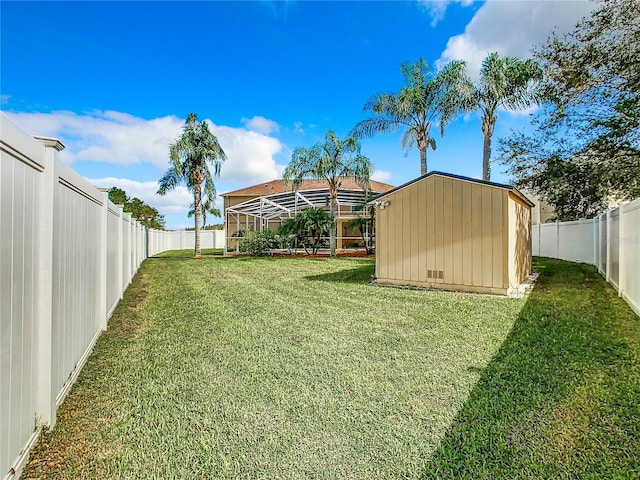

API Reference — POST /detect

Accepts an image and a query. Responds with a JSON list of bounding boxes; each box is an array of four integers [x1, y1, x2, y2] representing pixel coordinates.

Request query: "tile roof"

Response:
[[221, 178, 395, 197]]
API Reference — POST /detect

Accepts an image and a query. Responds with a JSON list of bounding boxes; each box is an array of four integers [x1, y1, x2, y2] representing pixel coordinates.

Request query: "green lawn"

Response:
[[23, 254, 639, 479]]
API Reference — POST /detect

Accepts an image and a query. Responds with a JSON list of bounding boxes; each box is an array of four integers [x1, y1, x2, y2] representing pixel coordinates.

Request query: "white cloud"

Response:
[[1, 94, 10, 104], [6, 110, 183, 168], [89, 177, 193, 214], [437, 0, 595, 79], [371, 170, 392, 183], [206, 121, 286, 184], [241, 115, 280, 135], [293, 121, 304, 134], [5, 110, 287, 185], [420, 0, 474, 27]]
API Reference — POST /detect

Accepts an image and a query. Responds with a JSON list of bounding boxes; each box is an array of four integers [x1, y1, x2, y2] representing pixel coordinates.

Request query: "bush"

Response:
[[239, 229, 278, 256]]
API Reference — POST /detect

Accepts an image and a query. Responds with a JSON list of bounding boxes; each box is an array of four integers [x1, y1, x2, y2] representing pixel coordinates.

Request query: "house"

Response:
[[221, 178, 395, 253], [371, 171, 533, 296], [521, 188, 556, 224]]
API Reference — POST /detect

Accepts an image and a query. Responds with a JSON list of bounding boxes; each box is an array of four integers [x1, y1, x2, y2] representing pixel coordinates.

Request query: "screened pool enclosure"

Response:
[[223, 181, 394, 253]]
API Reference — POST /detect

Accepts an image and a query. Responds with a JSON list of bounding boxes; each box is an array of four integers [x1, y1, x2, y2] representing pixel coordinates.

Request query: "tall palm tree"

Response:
[[475, 52, 543, 180], [283, 130, 372, 257], [157, 113, 226, 256], [352, 58, 473, 176]]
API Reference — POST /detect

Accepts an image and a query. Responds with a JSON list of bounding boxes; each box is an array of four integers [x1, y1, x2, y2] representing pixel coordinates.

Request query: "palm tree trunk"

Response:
[[420, 148, 427, 176], [329, 195, 337, 257], [193, 184, 202, 256], [481, 114, 495, 181], [482, 133, 492, 181]]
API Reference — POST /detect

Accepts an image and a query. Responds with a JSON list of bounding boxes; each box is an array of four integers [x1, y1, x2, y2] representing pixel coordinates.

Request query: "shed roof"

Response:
[[222, 178, 394, 197], [369, 171, 534, 207]]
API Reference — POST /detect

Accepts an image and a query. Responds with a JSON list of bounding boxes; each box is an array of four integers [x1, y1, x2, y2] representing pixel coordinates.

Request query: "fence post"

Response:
[[98, 191, 108, 331], [555, 220, 560, 258], [593, 216, 598, 267], [128, 216, 133, 280], [117, 205, 124, 300], [606, 209, 611, 283], [123, 212, 132, 288], [619, 206, 625, 297], [33, 138, 63, 428]]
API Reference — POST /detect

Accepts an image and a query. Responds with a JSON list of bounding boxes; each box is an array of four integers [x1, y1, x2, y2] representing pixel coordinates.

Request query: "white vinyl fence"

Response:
[[0, 113, 223, 479], [532, 199, 640, 317], [147, 229, 225, 256]]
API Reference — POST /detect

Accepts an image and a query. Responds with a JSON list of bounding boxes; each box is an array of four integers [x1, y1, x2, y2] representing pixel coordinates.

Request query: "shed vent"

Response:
[[427, 270, 444, 279]]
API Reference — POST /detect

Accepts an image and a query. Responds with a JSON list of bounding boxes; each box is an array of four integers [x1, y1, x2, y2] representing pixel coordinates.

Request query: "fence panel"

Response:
[[1, 114, 230, 479], [534, 223, 557, 257], [1, 114, 154, 479], [609, 209, 620, 288], [122, 213, 132, 289], [51, 161, 104, 406], [533, 220, 595, 264], [106, 204, 122, 316], [557, 220, 595, 264], [533, 201, 639, 318], [0, 122, 43, 479], [621, 199, 640, 314], [599, 213, 607, 275]]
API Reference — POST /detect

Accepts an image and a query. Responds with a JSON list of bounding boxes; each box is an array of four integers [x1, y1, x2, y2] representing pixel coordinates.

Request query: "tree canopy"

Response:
[[499, 0, 640, 220], [107, 187, 165, 230], [352, 58, 473, 176], [473, 52, 542, 180]]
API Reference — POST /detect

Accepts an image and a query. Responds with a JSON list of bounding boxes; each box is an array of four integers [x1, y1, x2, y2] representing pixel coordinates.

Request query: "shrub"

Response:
[[239, 229, 278, 256]]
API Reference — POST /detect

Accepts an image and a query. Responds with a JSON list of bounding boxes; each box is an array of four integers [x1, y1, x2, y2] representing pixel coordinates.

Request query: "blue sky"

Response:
[[1, 0, 594, 229]]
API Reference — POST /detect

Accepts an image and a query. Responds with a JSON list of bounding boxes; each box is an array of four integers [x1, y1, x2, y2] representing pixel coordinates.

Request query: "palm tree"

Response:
[[297, 207, 334, 255], [277, 217, 304, 254], [283, 130, 372, 257], [188, 193, 221, 229], [475, 52, 543, 180], [157, 113, 226, 256], [352, 58, 473, 176]]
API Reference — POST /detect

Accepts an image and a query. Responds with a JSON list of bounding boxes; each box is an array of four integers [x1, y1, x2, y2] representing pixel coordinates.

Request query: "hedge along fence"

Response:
[[532, 198, 640, 317], [0, 113, 223, 479]]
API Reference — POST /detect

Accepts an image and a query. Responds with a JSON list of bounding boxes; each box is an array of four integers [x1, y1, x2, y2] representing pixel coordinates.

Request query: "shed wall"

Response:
[[508, 192, 533, 289], [375, 175, 509, 294]]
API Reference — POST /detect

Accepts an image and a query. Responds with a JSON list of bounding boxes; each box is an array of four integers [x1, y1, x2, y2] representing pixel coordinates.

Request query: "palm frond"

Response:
[[351, 58, 472, 173], [157, 167, 182, 195], [158, 113, 227, 207], [351, 117, 404, 139]]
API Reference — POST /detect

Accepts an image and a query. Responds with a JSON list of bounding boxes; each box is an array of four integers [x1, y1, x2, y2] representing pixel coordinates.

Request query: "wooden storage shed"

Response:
[[372, 172, 533, 296]]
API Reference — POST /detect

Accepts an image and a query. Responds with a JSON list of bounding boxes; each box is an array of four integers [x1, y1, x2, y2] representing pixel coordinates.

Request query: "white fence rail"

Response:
[[0, 113, 223, 479], [532, 199, 640, 317]]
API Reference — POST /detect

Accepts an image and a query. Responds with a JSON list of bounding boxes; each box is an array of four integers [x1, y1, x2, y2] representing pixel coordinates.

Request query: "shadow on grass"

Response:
[[419, 258, 640, 479], [305, 262, 375, 284]]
